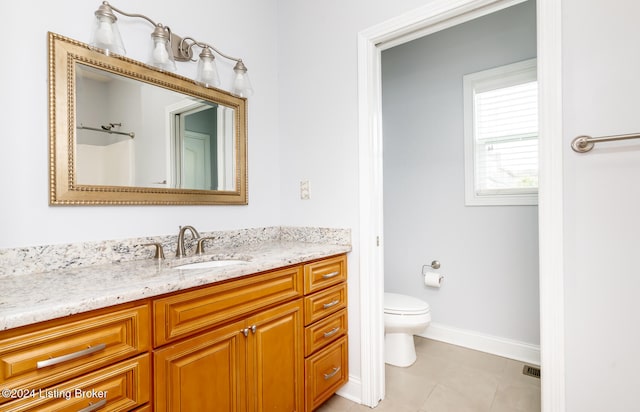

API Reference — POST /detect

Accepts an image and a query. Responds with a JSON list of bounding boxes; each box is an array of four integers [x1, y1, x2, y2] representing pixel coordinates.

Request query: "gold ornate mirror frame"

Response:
[[48, 32, 248, 205]]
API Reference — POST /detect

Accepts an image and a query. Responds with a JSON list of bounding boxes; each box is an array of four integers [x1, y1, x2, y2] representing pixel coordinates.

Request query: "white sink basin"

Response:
[[174, 260, 247, 270]]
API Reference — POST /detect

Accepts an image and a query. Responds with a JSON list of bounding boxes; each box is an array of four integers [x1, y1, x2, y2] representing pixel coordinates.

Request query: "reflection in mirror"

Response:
[[48, 32, 247, 205], [169, 101, 235, 191], [75, 64, 236, 191]]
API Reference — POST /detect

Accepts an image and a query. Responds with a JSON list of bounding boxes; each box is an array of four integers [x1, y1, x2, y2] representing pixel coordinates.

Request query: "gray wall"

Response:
[[381, 0, 539, 344]]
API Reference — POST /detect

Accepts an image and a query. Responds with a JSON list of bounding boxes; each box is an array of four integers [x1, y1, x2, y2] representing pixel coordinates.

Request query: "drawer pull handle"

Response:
[[323, 299, 340, 309], [323, 367, 341, 380], [322, 271, 340, 279], [323, 327, 340, 338], [78, 399, 107, 412], [37, 343, 107, 369]]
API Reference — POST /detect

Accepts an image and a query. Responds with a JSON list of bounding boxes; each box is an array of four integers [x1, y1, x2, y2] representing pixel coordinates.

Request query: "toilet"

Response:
[[384, 292, 431, 367]]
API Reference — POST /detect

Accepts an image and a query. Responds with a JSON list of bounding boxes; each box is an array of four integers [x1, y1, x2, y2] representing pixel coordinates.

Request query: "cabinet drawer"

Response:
[[303, 283, 347, 326], [0, 304, 150, 403], [0, 353, 150, 412], [304, 255, 347, 295], [304, 309, 347, 357], [153, 266, 303, 346], [304, 336, 348, 412]]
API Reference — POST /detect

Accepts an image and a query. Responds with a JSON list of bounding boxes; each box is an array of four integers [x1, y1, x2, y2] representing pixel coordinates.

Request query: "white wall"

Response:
[[137, 85, 183, 187], [77, 140, 134, 186], [381, 1, 539, 345], [0, 0, 280, 248], [276, 0, 450, 393], [562, 0, 640, 410], [276, 0, 432, 228]]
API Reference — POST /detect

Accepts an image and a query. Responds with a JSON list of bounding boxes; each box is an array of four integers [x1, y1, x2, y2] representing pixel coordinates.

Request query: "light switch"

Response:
[[300, 180, 310, 200]]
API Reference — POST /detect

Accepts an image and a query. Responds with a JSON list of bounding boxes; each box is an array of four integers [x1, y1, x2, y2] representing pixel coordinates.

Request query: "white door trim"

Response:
[[356, 0, 565, 410], [535, 1, 566, 410]]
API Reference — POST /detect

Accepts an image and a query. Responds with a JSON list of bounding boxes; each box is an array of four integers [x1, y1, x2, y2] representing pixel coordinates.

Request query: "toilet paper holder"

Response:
[[422, 260, 440, 274]]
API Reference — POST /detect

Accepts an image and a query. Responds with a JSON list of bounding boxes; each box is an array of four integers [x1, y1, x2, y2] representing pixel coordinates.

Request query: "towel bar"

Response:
[[571, 132, 640, 153]]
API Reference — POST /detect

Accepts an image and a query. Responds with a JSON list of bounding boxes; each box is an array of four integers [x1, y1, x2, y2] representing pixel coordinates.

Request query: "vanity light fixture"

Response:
[[89, 1, 253, 97]]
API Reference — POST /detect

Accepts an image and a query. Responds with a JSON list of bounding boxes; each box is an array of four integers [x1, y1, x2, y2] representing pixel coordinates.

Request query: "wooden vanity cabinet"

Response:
[[0, 253, 348, 412], [0, 302, 151, 412], [302, 255, 349, 411], [152, 266, 305, 412], [152, 255, 349, 412]]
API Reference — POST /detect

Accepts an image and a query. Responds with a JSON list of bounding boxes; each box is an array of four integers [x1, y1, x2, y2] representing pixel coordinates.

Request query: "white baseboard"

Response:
[[336, 375, 362, 404], [418, 322, 541, 366]]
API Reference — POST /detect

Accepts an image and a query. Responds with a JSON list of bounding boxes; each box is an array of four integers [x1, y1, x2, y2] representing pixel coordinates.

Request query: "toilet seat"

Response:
[[384, 292, 430, 315]]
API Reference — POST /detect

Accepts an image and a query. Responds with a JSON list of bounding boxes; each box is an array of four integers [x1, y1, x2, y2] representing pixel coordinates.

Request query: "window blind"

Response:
[[474, 80, 538, 195]]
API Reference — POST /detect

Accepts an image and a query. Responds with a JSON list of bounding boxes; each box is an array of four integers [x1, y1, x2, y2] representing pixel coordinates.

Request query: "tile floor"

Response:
[[317, 337, 540, 412]]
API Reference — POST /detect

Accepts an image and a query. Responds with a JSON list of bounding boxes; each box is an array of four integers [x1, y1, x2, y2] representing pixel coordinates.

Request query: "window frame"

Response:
[[463, 58, 538, 206]]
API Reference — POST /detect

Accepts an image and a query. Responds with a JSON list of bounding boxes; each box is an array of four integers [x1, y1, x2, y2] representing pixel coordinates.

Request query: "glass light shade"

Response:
[[148, 27, 176, 72], [196, 49, 220, 87], [90, 14, 125, 55], [231, 61, 254, 98]]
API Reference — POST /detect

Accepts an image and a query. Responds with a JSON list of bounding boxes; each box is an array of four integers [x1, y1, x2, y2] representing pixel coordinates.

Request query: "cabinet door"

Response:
[[247, 300, 304, 412], [154, 319, 247, 412]]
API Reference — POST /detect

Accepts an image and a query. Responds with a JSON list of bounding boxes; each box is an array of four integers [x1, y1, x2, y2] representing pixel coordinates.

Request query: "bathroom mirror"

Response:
[[48, 32, 247, 205]]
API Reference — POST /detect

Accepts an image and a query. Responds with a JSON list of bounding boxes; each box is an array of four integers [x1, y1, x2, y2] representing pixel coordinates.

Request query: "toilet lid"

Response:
[[384, 293, 430, 315]]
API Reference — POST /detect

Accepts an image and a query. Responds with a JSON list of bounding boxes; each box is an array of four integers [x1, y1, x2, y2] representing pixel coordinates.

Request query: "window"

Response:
[[463, 59, 538, 206]]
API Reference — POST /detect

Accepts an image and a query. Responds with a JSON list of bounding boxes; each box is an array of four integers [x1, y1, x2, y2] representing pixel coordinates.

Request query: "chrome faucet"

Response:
[[175, 225, 201, 257]]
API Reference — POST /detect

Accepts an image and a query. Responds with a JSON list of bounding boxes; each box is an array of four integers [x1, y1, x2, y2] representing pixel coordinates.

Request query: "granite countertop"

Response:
[[0, 240, 351, 331]]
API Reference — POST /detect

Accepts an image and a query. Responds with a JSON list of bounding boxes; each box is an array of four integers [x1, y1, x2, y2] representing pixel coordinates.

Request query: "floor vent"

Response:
[[522, 365, 541, 379]]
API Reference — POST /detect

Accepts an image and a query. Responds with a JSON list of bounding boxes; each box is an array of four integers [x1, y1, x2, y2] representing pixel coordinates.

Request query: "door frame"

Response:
[[356, 0, 565, 410]]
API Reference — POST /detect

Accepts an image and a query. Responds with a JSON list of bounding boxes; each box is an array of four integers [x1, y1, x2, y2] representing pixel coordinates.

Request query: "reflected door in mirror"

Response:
[[171, 103, 235, 191]]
